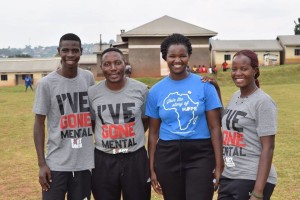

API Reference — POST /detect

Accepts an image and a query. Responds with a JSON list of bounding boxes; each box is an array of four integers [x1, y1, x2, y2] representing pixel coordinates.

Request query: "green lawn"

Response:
[[0, 64, 299, 199]]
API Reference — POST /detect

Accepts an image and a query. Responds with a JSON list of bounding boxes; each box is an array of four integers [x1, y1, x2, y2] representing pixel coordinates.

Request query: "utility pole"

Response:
[[100, 34, 102, 50]]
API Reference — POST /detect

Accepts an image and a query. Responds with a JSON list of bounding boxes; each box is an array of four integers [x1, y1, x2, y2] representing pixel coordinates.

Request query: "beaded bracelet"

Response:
[[251, 191, 264, 199]]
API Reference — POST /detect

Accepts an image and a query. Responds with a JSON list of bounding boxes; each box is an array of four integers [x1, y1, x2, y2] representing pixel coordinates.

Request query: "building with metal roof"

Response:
[[96, 15, 217, 77], [277, 35, 300, 64], [0, 55, 97, 86], [210, 40, 283, 68]]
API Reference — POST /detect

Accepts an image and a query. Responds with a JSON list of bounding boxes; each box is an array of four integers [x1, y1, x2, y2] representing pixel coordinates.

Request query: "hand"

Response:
[[201, 76, 219, 89], [150, 171, 162, 195], [38, 164, 52, 191], [213, 164, 224, 191]]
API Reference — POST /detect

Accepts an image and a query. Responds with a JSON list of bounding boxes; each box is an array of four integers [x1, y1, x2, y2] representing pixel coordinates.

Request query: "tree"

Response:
[[294, 18, 300, 35]]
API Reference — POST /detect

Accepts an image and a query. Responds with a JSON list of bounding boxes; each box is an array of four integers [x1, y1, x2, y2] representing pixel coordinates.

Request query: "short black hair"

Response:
[[160, 33, 192, 61], [101, 47, 125, 61], [59, 33, 81, 47]]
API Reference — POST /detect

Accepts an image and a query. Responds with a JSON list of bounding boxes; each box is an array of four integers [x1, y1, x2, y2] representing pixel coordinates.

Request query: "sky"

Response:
[[0, 0, 299, 48]]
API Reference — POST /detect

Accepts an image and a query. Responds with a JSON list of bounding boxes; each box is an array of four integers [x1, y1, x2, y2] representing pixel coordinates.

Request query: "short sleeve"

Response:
[[256, 99, 277, 136], [32, 80, 50, 115], [145, 90, 160, 119]]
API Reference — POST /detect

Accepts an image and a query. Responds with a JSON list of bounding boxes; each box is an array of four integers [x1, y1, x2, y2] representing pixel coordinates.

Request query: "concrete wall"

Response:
[[126, 36, 212, 77], [0, 73, 15, 86], [284, 46, 300, 64], [0, 72, 47, 87], [212, 50, 280, 71]]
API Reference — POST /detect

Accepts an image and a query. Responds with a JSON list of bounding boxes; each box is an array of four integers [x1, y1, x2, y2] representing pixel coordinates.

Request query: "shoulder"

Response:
[[79, 68, 93, 78], [37, 71, 57, 84], [150, 76, 169, 90], [255, 89, 276, 106], [88, 80, 104, 93], [128, 78, 148, 90]]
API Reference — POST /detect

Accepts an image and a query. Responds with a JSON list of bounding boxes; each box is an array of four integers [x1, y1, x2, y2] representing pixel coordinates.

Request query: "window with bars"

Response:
[[1, 74, 8, 81]]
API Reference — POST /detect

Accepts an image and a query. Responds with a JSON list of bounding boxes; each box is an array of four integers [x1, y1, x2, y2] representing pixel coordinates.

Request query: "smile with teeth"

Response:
[[173, 64, 182, 68], [235, 78, 244, 83]]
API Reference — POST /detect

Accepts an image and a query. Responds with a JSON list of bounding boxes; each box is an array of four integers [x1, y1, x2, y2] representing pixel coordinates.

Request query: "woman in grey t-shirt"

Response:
[[204, 50, 277, 200]]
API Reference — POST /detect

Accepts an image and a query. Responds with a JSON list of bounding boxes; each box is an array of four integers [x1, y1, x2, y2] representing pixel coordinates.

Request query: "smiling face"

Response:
[[101, 51, 126, 86], [231, 54, 258, 90], [166, 44, 190, 80], [57, 40, 82, 69]]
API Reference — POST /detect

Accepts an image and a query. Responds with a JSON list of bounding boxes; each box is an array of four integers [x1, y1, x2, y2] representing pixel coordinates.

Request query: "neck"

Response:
[[169, 71, 189, 80], [240, 84, 258, 98], [58, 66, 78, 78], [105, 78, 127, 91]]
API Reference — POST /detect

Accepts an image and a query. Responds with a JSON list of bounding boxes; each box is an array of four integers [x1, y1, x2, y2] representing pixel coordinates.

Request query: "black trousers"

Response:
[[92, 147, 151, 200], [155, 139, 216, 200], [218, 177, 275, 200], [42, 170, 91, 200]]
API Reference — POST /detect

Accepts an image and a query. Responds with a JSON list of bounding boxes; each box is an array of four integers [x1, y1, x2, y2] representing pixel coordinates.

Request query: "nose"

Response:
[[174, 56, 181, 62], [67, 50, 74, 56], [233, 69, 243, 76]]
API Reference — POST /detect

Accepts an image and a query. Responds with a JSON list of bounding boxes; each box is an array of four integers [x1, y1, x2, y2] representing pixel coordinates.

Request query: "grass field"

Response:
[[0, 64, 299, 199]]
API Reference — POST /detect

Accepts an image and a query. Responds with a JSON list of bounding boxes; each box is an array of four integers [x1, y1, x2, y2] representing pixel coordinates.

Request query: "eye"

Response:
[[103, 62, 110, 67], [72, 49, 80, 53], [115, 60, 122, 65]]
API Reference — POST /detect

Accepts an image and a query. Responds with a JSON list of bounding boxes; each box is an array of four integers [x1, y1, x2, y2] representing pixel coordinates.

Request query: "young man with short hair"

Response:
[[33, 33, 95, 200]]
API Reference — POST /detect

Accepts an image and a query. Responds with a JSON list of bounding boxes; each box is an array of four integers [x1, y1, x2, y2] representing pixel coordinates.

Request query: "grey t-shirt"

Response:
[[221, 89, 277, 184], [88, 78, 148, 154], [33, 68, 95, 171]]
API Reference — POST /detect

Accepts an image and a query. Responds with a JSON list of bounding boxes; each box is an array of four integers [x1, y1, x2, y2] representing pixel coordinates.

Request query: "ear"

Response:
[[57, 47, 60, 55], [253, 67, 258, 77], [80, 48, 83, 55]]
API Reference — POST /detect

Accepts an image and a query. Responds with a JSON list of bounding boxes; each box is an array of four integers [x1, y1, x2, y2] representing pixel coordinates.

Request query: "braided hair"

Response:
[[233, 50, 260, 87], [160, 33, 192, 61]]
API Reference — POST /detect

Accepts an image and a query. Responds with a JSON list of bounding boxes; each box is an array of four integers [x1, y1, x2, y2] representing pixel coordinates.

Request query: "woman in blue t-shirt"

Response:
[[146, 33, 224, 200]]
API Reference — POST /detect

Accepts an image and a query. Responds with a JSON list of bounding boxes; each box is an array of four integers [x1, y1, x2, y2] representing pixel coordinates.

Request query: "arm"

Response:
[[202, 76, 223, 107], [142, 116, 149, 132], [206, 109, 224, 190], [147, 117, 162, 195], [33, 114, 52, 191], [250, 135, 275, 200], [91, 119, 95, 133]]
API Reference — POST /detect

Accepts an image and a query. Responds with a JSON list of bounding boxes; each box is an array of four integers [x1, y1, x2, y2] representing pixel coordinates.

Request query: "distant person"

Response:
[[33, 33, 95, 200], [212, 65, 218, 74], [88, 48, 151, 200], [192, 65, 198, 73], [202, 65, 207, 73], [25, 75, 33, 92], [186, 65, 191, 72], [146, 33, 223, 200], [125, 62, 132, 77], [203, 50, 277, 200], [222, 61, 228, 72], [198, 65, 203, 73]]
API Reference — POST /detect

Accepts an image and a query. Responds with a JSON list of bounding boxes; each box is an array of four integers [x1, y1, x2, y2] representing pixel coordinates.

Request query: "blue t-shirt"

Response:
[[146, 73, 221, 140]]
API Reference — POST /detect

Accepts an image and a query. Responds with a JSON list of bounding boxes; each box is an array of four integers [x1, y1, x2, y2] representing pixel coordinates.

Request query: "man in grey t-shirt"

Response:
[[88, 48, 150, 200], [33, 33, 95, 200]]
